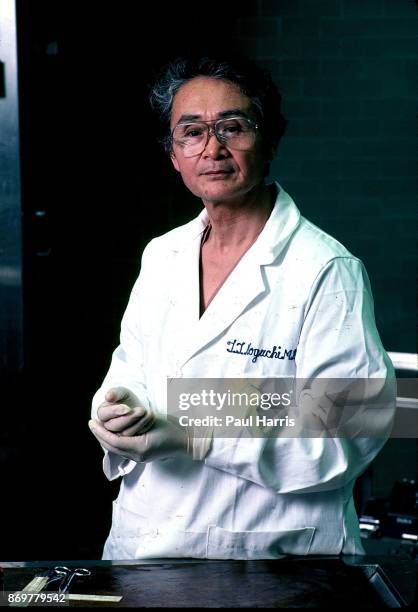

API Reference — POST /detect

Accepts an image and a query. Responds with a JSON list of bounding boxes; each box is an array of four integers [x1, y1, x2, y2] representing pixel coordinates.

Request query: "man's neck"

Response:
[[202, 183, 275, 254]]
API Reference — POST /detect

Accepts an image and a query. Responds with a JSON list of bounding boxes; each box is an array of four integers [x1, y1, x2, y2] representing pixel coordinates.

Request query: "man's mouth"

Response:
[[202, 170, 233, 175]]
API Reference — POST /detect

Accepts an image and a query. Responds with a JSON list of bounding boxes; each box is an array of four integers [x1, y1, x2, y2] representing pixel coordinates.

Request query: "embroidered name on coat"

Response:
[[226, 339, 297, 363]]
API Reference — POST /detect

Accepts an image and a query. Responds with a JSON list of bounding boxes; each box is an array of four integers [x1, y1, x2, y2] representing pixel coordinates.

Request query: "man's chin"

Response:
[[196, 180, 243, 202]]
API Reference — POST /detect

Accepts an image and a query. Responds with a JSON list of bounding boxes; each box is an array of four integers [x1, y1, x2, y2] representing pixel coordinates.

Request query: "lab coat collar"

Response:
[[247, 181, 301, 265], [168, 182, 301, 368], [170, 181, 301, 266]]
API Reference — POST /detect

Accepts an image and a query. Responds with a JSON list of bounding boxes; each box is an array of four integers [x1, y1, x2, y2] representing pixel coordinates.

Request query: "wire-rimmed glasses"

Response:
[[171, 116, 259, 157]]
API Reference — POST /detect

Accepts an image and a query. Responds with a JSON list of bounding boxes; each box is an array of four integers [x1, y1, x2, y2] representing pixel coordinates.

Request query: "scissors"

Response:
[[52, 566, 91, 594]]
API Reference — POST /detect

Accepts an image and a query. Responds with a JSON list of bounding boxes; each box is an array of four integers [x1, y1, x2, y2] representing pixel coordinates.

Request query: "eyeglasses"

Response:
[[171, 116, 259, 157]]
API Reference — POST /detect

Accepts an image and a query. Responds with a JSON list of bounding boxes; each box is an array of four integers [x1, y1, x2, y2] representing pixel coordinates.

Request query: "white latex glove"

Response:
[[89, 413, 210, 463], [97, 386, 156, 436], [91, 386, 213, 462]]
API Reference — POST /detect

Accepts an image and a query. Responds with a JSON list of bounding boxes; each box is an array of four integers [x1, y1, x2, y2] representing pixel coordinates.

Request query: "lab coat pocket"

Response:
[[107, 499, 145, 560], [206, 525, 316, 559]]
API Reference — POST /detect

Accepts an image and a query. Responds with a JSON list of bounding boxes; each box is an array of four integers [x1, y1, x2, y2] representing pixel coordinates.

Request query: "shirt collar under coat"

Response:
[[171, 181, 301, 266]]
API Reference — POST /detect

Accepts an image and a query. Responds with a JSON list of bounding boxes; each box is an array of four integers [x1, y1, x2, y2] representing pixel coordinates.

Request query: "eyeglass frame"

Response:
[[170, 115, 260, 156]]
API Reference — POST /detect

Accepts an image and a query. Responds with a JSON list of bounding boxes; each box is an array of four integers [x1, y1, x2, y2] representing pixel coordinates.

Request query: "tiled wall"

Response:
[[231, 0, 417, 354]]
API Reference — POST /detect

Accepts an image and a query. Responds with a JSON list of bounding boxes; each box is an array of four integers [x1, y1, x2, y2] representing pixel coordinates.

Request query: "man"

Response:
[[89, 56, 395, 560]]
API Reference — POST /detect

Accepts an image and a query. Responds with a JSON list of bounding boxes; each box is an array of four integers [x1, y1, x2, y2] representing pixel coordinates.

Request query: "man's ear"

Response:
[[266, 144, 275, 163], [170, 152, 180, 172], [263, 146, 276, 179]]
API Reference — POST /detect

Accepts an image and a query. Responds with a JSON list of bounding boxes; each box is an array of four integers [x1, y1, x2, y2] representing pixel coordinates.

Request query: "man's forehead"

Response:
[[170, 76, 253, 124], [175, 108, 252, 124]]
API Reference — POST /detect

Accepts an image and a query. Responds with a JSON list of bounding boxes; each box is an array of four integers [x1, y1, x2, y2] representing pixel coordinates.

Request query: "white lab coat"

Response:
[[92, 182, 395, 560]]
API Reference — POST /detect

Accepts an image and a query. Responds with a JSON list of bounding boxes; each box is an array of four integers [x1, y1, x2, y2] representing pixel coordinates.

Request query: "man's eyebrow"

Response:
[[217, 108, 251, 119], [176, 114, 203, 123], [176, 108, 252, 124]]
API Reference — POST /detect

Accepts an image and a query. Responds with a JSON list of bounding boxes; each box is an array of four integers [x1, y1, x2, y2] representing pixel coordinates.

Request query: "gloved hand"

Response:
[[89, 413, 211, 463], [91, 385, 213, 462], [96, 386, 156, 436]]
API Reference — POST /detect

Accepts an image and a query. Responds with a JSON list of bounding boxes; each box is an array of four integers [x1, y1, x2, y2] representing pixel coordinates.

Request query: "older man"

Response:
[[89, 56, 395, 560]]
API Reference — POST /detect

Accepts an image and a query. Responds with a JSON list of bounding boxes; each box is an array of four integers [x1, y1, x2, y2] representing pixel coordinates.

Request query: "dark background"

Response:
[[1, 0, 417, 559]]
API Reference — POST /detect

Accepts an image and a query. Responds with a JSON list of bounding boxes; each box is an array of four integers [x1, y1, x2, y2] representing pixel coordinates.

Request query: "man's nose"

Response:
[[203, 132, 229, 158]]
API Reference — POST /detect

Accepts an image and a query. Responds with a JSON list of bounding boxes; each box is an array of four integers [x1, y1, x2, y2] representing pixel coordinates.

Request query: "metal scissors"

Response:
[[53, 566, 91, 594]]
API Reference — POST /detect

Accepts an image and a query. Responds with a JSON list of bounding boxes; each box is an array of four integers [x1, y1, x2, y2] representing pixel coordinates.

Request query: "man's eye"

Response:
[[219, 121, 243, 135], [184, 126, 205, 138]]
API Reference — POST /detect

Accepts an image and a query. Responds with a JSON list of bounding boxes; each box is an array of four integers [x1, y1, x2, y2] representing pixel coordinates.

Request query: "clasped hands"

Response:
[[88, 387, 190, 463]]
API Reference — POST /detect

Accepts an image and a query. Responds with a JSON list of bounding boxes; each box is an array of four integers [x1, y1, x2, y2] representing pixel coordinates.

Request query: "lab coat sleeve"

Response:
[[91, 242, 154, 481], [204, 256, 396, 494]]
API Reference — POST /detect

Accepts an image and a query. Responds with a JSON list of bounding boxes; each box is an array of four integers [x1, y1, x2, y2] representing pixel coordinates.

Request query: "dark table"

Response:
[[1, 555, 416, 608]]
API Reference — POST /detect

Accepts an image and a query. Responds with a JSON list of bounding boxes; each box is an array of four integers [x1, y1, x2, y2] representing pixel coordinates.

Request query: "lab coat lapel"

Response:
[[167, 234, 267, 370], [169, 233, 202, 332], [184, 252, 268, 366]]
